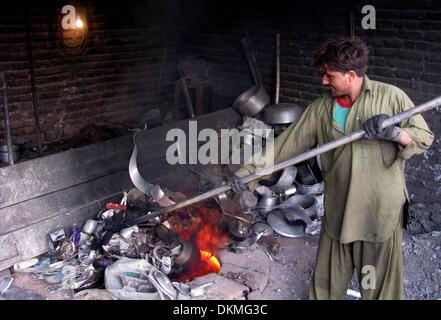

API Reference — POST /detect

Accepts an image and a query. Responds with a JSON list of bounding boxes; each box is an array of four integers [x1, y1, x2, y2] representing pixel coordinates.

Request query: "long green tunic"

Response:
[[235, 76, 434, 243]]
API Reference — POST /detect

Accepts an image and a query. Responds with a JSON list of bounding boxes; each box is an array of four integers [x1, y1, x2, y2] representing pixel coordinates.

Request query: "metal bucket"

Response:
[[232, 84, 269, 117], [0, 144, 20, 163]]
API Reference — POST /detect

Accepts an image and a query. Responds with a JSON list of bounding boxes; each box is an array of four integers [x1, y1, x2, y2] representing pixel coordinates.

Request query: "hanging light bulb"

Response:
[[75, 16, 83, 28]]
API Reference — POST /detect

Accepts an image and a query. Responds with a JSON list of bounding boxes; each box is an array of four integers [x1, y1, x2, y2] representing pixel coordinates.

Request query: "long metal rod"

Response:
[[148, 95, 441, 219], [181, 78, 195, 118], [244, 31, 264, 86], [24, 6, 43, 154], [156, 44, 167, 107], [1, 72, 14, 165], [241, 38, 258, 85], [349, 10, 355, 39], [275, 33, 280, 105]]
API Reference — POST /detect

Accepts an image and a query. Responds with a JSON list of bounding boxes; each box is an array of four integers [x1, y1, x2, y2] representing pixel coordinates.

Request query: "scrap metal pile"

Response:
[[229, 114, 325, 243], [10, 188, 232, 300]]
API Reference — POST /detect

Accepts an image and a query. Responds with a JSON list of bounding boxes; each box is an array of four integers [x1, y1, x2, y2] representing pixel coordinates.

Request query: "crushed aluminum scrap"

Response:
[[129, 131, 175, 208], [10, 189, 214, 300]]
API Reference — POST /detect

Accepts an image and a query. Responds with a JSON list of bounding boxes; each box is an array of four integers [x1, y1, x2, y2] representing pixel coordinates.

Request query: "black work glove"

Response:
[[363, 114, 402, 142], [229, 176, 248, 193]]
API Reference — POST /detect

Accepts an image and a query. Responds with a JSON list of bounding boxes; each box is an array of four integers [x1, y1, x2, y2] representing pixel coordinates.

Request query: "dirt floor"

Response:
[[259, 230, 441, 300]]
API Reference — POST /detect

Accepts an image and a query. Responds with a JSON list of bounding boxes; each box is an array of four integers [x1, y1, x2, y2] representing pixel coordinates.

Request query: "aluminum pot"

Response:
[[271, 166, 297, 193], [264, 103, 304, 125], [280, 185, 297, 200], [228, 219, 252, 242], [82, 219, 98, 235], [174, 240, 200, 272], [0, 144, 20, 163], [257, 195, 280, 217], [232, 84, 269, 117]]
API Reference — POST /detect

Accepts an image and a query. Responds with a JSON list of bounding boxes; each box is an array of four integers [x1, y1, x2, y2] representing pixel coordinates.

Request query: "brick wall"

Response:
[[0, 1, 185, 145], [181, 0, 441, 206]]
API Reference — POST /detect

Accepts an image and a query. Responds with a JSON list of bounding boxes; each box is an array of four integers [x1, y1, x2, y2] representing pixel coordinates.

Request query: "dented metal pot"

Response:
[[257, 195, 280, 217], [279, 194, 317, 218], [271, 166, 297, 193]]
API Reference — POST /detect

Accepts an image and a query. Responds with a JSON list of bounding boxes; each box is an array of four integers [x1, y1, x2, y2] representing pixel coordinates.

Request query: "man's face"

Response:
[[321, 68, 353, 97]]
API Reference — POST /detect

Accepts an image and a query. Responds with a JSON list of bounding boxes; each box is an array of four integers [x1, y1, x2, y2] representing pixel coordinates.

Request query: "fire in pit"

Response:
[[166, 203, 229, 281]]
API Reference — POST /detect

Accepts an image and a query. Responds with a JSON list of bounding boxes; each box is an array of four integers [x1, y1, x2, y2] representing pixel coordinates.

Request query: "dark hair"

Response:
[[313, 37, 369, 76]]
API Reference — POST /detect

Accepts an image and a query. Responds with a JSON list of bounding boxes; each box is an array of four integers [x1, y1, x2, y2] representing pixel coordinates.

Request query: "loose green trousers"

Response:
[[309, 221, 403, 300]]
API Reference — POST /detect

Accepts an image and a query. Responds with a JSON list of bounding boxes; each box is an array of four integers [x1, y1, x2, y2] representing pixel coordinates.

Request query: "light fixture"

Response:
[[57, 5, 89, 55], [75, 16, 83, 28]]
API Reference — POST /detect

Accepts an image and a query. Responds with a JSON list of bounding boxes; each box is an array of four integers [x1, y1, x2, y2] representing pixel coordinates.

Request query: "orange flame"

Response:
[[172, 204, 228, 281], [200, 250, 221, 273]]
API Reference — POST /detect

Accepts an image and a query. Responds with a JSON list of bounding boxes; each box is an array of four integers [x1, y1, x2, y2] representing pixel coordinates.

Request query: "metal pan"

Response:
[[232, 38, 270, 116], [232, 84, 269, 117], [264, 103, 304, 125], [267, 211, 305, 238]]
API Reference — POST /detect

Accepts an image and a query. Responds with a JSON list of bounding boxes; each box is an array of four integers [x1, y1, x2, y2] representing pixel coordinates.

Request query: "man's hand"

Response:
[[363, 114, 402, 142], [229, 176, 248, 193]]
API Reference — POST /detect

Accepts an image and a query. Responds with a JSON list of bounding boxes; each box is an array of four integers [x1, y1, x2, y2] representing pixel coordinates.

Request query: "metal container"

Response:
[[0, 144, 20, 163], [232, 38, 270, 117], [280, 185, 297, 200], [174, 240, 200, 272], [232, 85, 269, 117], [264, 103, 304, 125], [271, 166, 297, 193], [228, 219, 251, 242], [82, 219, 98, 235], [257, 195, 280, 217]]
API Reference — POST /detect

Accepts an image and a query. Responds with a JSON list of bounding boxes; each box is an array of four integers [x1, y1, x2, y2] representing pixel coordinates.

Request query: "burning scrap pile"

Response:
[[11, 188, 232, 300]]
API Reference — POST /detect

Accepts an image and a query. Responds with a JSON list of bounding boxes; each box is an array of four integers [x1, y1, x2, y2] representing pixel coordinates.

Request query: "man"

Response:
[[231, 37, 434, 299]]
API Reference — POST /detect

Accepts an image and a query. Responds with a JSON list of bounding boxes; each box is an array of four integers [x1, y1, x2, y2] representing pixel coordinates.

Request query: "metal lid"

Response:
[[267, 211, 305, 238]]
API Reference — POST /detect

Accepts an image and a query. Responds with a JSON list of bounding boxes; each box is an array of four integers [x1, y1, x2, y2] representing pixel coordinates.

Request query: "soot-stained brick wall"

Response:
[[0, 1, 186, 146], [180, 0, 441, 219]]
